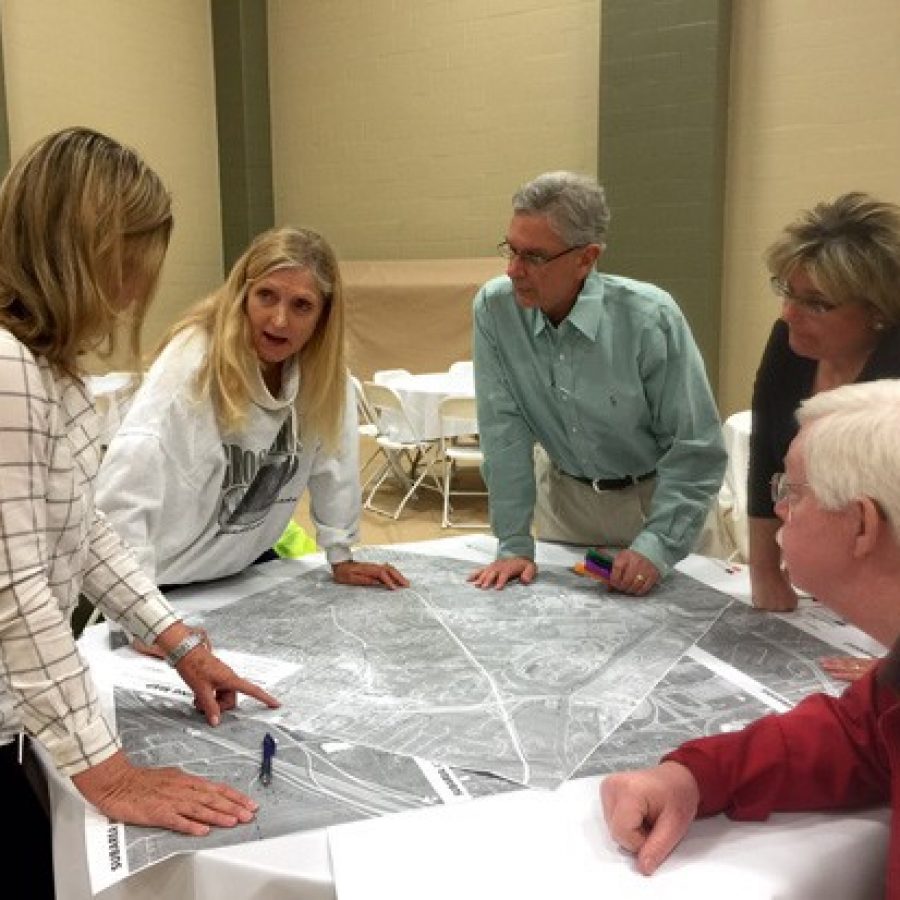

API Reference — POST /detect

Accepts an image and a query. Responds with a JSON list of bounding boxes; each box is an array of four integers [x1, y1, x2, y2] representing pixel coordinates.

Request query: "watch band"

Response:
[[165, 632, 205, 668]]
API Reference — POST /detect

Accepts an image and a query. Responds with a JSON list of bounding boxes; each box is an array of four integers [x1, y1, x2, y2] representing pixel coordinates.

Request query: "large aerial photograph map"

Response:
[[85, 547, 853, 890]]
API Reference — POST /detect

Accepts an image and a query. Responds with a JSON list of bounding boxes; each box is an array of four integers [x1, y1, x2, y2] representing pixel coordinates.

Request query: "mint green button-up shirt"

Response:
[[472, 271, 726, 575]]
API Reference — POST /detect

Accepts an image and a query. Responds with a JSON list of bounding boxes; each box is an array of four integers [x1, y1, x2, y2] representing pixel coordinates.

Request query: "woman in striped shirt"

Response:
[[0, 127, 278, 899]]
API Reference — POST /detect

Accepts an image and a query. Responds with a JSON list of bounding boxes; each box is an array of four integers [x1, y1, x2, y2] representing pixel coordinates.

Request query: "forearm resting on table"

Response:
[[748, 516, 798, 611]]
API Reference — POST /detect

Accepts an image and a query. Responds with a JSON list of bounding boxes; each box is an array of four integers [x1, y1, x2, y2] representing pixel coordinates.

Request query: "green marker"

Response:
[[586, 548, 615, 569]]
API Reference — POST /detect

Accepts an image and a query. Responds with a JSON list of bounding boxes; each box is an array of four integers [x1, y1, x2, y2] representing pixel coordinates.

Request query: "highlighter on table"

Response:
[[574, 547, 616, 586], [573, 560, 610, 586], [586, 548, 616, 571]]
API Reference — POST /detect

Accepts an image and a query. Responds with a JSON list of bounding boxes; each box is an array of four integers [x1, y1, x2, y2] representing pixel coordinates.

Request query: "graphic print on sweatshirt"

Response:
[[218, 418, 301, 532]]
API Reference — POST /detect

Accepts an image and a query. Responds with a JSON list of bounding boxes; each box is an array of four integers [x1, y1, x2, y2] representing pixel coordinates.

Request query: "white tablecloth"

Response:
[[330, 770, 888, 900], [721, 410, 752, 558], [697, 410, 752, 562], [50, 537, 889, 900], [372, 369, 475, 441]]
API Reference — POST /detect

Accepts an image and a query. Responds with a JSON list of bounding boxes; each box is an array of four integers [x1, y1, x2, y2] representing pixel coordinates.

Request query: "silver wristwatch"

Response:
[[165, 632, 206, 668]]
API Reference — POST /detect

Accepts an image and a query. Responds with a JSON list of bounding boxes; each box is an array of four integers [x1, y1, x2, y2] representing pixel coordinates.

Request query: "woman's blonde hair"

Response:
[[159, 226, 347, 451], [0, 127, 173, 374], [766, 192, 900, 325]]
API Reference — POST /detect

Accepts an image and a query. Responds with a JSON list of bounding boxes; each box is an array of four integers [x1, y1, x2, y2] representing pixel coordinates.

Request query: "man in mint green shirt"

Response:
[[468, 171, 726, 595]]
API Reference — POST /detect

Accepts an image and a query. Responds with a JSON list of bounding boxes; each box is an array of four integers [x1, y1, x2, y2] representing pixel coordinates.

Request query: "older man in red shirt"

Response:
[[601, 379, 900, 897]]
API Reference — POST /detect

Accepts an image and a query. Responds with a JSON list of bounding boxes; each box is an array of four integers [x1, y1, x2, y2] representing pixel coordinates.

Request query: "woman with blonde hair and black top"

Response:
[[749, 191, 900, 680], [0, 127, 278, 899]]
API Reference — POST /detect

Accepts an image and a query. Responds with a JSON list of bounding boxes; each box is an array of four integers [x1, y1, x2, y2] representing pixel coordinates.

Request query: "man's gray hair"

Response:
[[797, 379, 900, 538], [512, 171, 610, 249]]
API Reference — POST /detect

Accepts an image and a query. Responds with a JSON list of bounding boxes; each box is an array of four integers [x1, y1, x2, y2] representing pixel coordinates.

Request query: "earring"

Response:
[[873, 320, 886, 332]]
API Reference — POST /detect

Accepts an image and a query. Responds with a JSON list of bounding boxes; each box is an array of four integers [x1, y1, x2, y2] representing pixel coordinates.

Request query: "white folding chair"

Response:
[[362, 381, 443, 519], [350, 373, 390, 492], [438, 395, 488, 529]]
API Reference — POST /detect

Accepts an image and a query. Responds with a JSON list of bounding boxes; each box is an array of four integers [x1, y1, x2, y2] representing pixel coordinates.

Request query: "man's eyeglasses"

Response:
[[770, 472, 808, 505], [770, 276, 839, 316], [771, 472, 888, 522], [498, 240, 586, 268]]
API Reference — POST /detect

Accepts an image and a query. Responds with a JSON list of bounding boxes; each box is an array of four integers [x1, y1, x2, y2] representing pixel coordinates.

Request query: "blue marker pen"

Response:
[[260, 732, 276, 786]]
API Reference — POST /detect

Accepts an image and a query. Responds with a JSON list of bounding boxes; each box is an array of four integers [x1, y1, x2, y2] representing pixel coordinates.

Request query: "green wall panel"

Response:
[[212, 0, 274, 271], [599, 0, 731, 394]]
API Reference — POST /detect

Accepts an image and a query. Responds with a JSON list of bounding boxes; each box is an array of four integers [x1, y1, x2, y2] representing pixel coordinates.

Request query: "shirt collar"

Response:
[[533, 271, 604, 340], [250, 354, 300, 409]]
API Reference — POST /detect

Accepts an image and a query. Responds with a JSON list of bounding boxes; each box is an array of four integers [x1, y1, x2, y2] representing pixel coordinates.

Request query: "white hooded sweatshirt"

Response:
[[96, 329, 358, 586]]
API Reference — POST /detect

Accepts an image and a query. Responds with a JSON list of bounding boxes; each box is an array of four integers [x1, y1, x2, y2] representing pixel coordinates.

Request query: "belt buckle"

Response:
[[590, 474, 635, 493]]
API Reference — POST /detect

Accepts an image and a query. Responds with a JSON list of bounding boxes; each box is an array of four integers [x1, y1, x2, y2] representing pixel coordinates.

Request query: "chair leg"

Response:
[[364, 465, 403, 518], [393, 470, 428, 520], [441, 454, 454, 528], [364, 443, 442, 520], [361, 458, 389, 494], [443, 455, 489, 530], [359, 446, 386, 493], [385, 448, 414, 488]]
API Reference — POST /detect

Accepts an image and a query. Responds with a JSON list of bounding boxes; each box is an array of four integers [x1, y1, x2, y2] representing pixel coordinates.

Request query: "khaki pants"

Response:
[[533, 445, 656, 547]]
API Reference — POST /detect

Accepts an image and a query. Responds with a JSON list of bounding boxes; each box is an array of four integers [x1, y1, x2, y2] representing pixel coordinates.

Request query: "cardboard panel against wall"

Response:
[[342, 258, 504, 380]]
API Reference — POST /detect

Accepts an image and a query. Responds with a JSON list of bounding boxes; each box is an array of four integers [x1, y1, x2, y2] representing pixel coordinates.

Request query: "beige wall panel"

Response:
[[268, 0, 599, 261], [0, 0, 223, 364], [720, 0, 900, 415], [342, 257, 505, 379]]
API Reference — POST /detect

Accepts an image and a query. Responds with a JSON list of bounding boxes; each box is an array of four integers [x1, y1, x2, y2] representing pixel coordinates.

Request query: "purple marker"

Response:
[[583, 556, 611, 580]]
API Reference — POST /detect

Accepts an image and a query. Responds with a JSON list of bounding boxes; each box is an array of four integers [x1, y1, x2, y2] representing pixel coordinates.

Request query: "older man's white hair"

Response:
[[797, 379, 900, 538]]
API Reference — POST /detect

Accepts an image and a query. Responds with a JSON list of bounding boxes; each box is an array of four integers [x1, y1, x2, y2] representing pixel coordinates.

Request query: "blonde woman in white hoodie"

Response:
[[97, 226, 407, 596]]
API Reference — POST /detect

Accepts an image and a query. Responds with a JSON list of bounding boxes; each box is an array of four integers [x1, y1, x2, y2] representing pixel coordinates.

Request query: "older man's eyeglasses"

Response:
[[770, 472, 808, 505], [769, 276, 839, 316], [772, 473, 889, 523], [498, 240, 586, 268]]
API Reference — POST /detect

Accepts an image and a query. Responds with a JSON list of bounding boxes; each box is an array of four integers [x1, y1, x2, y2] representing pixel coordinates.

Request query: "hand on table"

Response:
[[607, 549, 659, 596], [820, 655, 878, 683], [600, 761, 700, 876], [331, 560, 408, 589], [72, 749, 260, 836], [175, 646, 280, 726], [467, 556, 537, 590]]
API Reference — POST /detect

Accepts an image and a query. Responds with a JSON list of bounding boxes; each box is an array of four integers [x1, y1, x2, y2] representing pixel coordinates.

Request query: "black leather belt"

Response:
[[565, 469, 656, 493]]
